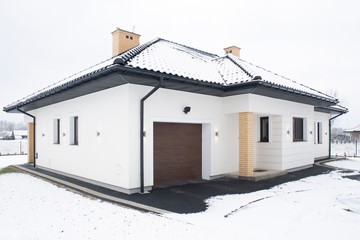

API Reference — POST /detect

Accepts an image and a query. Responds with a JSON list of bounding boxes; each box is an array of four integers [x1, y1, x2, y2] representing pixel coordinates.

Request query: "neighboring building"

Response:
[[13, 130, 27, 139], [0, 131, 13, 140], [3, 28, 347, 194], [0, 130, 27, 140], [344, 124, 360, 141]]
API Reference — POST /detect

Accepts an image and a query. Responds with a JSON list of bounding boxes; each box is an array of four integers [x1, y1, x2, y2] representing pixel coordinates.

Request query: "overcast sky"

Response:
[[1, 0, 359, 128]]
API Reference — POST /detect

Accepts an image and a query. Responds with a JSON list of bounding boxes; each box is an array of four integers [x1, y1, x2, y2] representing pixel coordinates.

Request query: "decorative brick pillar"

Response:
[[28, 122, 34, 163], [239, 112, 254, 177]]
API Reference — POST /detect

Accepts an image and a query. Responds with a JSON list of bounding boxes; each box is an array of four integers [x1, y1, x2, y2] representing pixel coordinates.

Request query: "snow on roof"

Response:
[[344, 124, 360, 132], [127, 39, 335, 100], [5, 58, 116, 111], [13, 130, 27, 136], [4, 37, 337, 112]]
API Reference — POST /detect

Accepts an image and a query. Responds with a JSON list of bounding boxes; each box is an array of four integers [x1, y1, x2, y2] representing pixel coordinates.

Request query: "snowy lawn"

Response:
[[0, 155, 27, 169], [1, 155, 360, 240], [325, 157, 360, 171]]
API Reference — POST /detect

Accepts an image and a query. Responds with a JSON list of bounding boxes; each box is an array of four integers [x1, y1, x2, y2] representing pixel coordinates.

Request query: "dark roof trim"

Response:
[[314, 105, 348, 114], [4, 63, 339, 113]]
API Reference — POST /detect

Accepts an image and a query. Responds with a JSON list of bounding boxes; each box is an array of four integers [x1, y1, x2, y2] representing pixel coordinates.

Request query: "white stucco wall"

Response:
[[313, 111, 330, 159], [29, 84, 240, 191], [29, 85, 132, 190], [127, 84, 239, 188], [26, 82, 332, 192], [223, 94, 320, 171]]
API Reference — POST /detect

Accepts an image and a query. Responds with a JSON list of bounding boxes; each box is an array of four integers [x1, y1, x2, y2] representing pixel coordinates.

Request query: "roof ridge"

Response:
[[213, 57, 229, 85], [226, 55, 254, 79], [114, 37, 162, 65], [160, 39, 219, 58], [232, 56, 337, 101]]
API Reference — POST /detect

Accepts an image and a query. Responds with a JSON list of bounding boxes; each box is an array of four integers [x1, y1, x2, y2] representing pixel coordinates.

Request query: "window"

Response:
[[260, 117, 269, 142], [317, 122, 323, 144], [313, 122, 317, 144], [53, 119, 60, 144], [126, 35, 129, 39], [293, 117, 304, 141], [70, 116, 78, 145]]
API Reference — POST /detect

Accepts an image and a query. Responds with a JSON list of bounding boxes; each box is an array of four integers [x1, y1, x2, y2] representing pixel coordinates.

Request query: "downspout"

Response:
[[17, 108, 36, 168], [140, 77, 164, 193], [329, 113, 344, 159]]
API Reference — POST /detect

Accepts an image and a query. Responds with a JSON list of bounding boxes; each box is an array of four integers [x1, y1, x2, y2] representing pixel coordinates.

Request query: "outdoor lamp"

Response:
[[183, 106, 191, 114]]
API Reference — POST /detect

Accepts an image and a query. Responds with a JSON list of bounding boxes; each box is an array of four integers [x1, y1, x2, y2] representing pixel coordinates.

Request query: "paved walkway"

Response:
[[11, 164, 334, 214]]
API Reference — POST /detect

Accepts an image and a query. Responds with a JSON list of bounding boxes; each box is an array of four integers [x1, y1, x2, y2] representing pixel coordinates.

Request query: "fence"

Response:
[[0, 140, 28, 155], [331, 141, 359, 157]]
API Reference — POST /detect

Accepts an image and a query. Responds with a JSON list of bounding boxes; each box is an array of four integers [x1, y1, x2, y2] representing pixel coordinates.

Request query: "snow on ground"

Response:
[[166, 170, 360, 240], [325, 157, 360, 171], [0, 155, 27, 169], [1, 155, 360, 240], [0, 156, 229, 240], [0, 140, 28, 155]]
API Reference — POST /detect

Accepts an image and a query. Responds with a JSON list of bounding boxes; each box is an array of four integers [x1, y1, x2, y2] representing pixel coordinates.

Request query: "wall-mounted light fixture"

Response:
[[96, 131, 100, 137], [310, 131, 313, 135], [183, 106, 191, 114], [42, 133, 45, 137], [325, 132, 328, 135], [215, 131, 219, 137], [287, 130, 290, 135], [63, 133, 66, 137]]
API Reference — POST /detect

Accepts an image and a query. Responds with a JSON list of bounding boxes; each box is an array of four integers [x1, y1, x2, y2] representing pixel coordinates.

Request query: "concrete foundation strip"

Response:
[[10, 165, 171, 214]]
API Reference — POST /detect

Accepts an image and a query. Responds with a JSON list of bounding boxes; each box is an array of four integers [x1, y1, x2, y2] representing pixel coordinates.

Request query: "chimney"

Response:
[[224, 46, 241, 57], [112, 28, 141, 57]]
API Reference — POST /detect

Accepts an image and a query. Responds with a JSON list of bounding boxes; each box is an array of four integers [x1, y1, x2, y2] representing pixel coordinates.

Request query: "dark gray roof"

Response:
[[4, 38, 340, 113]]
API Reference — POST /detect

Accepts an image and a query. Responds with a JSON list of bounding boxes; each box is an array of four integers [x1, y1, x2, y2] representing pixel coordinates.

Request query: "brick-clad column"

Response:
[[239, 112, 254, 177], [28, 122, 34, 163]]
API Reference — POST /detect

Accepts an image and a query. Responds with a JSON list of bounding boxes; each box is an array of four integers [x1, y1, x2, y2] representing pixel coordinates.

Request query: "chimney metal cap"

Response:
[[253, 75, 262, 80], [113, 58, 126, 65]]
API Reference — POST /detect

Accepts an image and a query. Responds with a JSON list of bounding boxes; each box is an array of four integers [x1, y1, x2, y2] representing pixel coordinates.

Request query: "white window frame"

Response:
[[292, 116, 307, 142]]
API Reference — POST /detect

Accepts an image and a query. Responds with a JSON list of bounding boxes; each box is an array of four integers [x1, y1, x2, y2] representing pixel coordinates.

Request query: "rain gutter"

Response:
[[140, 77, 163, 193]]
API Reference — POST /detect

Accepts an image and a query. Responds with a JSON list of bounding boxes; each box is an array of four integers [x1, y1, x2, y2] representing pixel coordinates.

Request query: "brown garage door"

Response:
[[154, 122, 202, 186]]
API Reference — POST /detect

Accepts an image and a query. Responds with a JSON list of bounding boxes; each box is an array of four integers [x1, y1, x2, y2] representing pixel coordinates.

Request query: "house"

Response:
[[3, 28, 347, 194], [344, 124, 360, 141]]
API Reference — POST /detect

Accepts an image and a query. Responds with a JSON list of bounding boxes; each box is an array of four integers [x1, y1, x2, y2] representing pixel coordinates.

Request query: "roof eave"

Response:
[[4, 64, 340, 113]]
